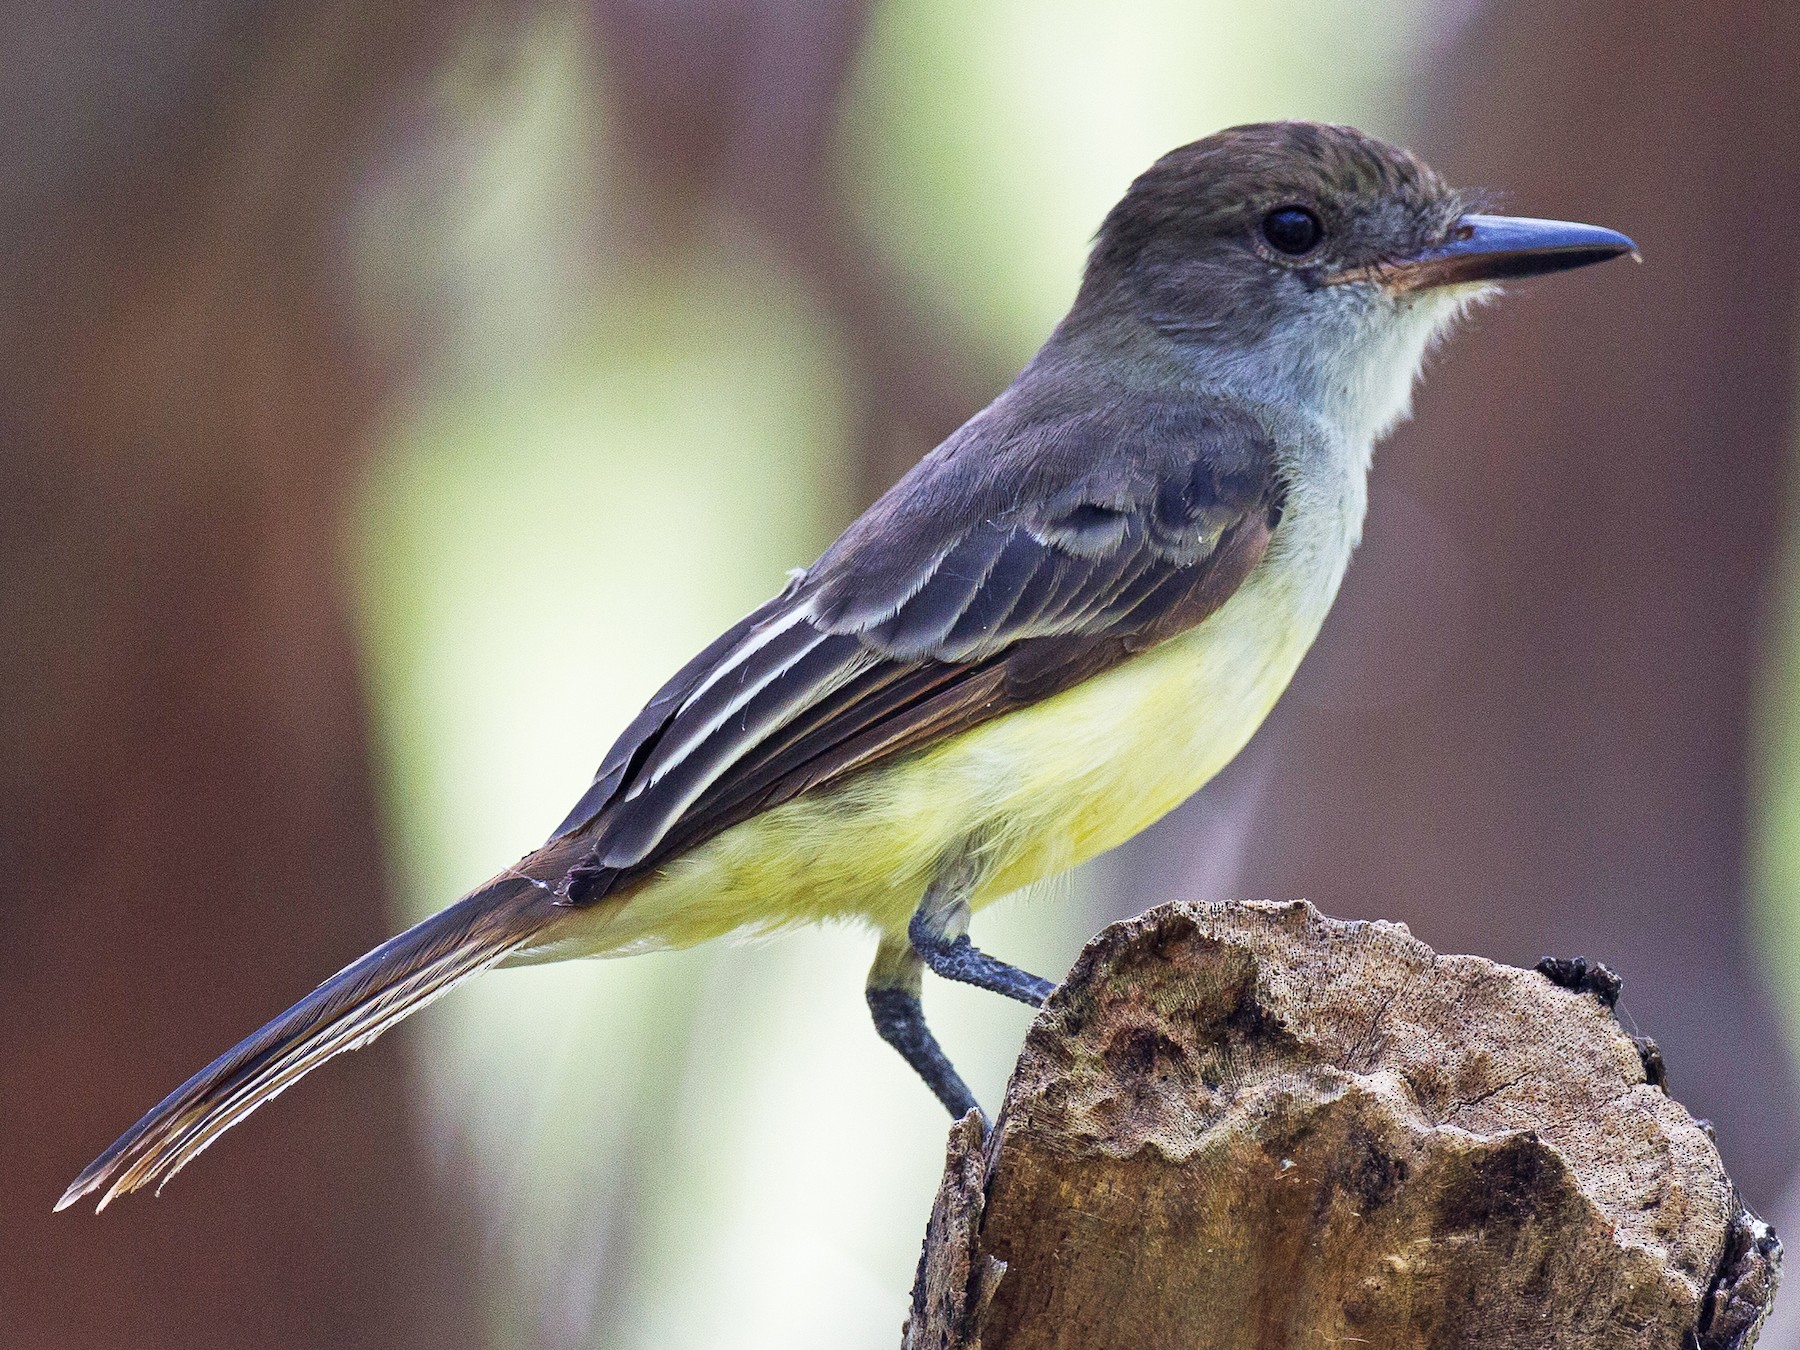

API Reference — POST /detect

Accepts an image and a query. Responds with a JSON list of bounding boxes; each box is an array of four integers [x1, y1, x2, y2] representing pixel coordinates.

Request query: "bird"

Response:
[[59, 120, 1635, 1211]]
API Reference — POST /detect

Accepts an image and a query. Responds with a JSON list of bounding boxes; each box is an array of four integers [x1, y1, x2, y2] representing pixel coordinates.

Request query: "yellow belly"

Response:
[[516, 532, 1338, 965]]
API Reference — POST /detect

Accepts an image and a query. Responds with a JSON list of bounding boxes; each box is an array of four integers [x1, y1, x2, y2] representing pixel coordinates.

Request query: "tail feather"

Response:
[[58, 872, 551, 1212]]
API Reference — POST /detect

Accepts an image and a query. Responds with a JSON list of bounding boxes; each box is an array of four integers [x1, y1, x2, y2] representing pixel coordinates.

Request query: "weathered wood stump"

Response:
[[906, 900, 1780, 1349]]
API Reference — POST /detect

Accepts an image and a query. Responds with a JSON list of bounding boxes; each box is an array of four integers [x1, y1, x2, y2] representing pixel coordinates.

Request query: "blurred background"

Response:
[[6, 1, 1800, 1345]]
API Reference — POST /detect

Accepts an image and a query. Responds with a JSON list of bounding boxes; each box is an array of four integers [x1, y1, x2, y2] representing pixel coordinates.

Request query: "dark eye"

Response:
[[1261, 206, 1323, 256]]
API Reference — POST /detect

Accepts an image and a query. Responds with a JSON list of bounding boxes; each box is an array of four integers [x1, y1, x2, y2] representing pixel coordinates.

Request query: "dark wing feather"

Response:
[[549, 590, 795, 838], [551, 393, 1283, 899]]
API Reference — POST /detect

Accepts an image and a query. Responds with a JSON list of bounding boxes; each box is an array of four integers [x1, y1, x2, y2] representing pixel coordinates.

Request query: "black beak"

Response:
[[1389, 214, 1638, 291]]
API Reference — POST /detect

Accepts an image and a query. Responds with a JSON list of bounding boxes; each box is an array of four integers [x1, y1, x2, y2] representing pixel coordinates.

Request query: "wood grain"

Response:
[[907, 901, 1780, 1349]]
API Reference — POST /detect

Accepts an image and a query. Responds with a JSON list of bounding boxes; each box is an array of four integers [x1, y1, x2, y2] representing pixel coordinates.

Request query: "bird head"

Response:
[[1071, 121, 1635, 445]]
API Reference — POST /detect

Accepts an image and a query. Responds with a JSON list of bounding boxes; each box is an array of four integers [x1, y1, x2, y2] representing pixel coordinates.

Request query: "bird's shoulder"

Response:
[[803, 383, 1285, 655]]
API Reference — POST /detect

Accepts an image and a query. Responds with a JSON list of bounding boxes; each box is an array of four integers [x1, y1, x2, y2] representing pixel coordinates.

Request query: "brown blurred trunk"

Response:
[[1119, 1, 1800, 1209], [0, 4, 483, 1347], [588, 0, 997, 504]]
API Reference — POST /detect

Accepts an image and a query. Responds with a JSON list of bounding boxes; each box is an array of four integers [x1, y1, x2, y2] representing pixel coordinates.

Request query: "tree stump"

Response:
[[905, 901, 1780, 1349]]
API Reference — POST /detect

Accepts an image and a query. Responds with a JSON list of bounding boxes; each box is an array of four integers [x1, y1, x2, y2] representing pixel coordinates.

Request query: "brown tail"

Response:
[[58, 870, 555, 1212]]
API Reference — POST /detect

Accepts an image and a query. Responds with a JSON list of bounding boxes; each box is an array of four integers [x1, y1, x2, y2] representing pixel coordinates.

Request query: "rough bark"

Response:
[[907, 901, 1781, 1350]]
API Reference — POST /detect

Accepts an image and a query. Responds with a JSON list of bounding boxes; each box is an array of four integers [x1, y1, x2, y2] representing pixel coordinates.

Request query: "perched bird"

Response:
[[60, 121, 1634, 1211]]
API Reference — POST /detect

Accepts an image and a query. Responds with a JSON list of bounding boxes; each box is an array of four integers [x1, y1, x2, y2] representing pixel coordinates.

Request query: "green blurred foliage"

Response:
[[1755, 517, 1800, 1050]]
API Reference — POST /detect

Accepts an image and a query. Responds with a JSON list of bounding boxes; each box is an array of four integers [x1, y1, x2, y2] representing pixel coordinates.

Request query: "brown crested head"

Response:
[[1077, 121, 1469, 344], [1053, 120, 1633, 442]]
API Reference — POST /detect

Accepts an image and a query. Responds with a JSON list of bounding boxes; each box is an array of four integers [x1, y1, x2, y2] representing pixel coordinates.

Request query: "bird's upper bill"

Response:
[[1341, 213, 1639, 293]]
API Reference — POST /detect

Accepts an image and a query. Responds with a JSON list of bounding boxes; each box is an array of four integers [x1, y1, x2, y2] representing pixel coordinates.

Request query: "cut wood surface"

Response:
[[905, 901, 1781, 1349]]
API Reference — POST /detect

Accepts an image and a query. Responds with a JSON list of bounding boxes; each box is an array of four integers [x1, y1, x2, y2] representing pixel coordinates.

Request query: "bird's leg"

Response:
[[865, 935, 982, 1122], [907, 855, 1056, 1007], [864, 855, 1058, 1121]]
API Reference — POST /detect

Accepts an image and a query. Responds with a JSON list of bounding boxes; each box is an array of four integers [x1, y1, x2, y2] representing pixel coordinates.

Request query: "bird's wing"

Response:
[[549, 395, 1284, 896]]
